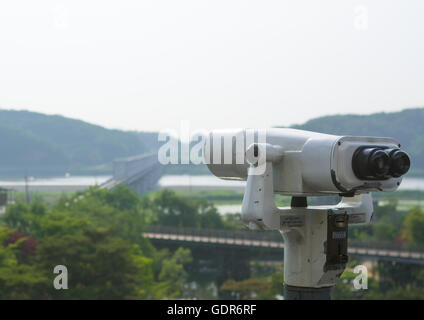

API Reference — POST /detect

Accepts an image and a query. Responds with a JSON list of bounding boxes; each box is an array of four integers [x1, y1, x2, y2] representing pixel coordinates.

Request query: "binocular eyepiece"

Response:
[[352, 147, 410, 180]]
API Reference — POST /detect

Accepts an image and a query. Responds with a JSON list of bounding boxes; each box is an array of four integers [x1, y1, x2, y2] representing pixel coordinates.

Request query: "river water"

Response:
[[158, 175, 424, 191], [1, 174, 423, 191]]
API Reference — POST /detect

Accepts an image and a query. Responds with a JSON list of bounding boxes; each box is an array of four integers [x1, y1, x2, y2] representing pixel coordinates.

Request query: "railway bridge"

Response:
[[144, 226, 424, 265]]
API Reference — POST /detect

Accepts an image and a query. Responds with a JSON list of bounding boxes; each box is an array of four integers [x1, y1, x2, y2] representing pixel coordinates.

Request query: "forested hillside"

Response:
[[290, 108, 424, 176], [0, 110, 154, 176]]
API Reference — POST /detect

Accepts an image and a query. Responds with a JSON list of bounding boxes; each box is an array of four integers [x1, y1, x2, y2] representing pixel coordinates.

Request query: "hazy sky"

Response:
[[0, 0, 423, 133]]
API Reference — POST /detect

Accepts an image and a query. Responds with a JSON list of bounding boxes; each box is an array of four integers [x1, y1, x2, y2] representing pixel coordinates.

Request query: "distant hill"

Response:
[[0, 110, 155, 177], [289, 107, 424, 176], [2, 107, 424, 178]]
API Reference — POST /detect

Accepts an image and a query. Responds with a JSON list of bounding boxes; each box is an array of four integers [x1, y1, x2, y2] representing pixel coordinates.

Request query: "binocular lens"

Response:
[[389, 150, 411, 177], [369, 150, 390, 177], [352, 147, 410, 180]]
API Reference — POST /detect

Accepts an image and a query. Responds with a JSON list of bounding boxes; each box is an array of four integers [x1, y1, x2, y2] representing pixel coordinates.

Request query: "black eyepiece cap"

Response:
[[352, 147, 390, 180], [387, 149, 410, 177]]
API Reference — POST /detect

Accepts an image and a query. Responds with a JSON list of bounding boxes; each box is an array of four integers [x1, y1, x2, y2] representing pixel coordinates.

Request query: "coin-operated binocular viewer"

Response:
[[203, 128, 410, 299]]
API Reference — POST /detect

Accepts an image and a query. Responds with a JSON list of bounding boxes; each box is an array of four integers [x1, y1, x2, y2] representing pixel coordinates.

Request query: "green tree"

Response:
[[383, 285, 424, 300], [3, 203, 31, 233], [220, 278, 273, 300], [150, 190, 200, 228], [197, 200, 224, 229], [0, 187, 194, 299], [147, 189, 226, 229], [402, 207, 424, 246], [156, 247, 193, 298], [35, 229, 155, 299], [0, 227, 50, 299]]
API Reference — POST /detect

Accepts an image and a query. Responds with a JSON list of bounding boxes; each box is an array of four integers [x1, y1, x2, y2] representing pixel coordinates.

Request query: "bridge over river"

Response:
[[144, 226, 424, 265], [101, 153, 164, 194]]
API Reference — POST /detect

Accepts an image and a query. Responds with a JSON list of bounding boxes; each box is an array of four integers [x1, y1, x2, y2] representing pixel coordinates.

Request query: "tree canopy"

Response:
[[0, 185, 192, 299]]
